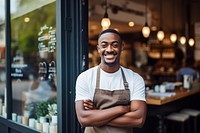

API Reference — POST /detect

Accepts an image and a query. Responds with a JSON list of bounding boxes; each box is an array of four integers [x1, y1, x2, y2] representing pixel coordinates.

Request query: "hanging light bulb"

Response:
[[170, 32, 177, 43], [101, 13, 111, 29], [179, 36, 186, 45], [157, 30, 165, 41], [142, 0, 150, 38], [101, 0, 111, 30], [157, 0, 164, 42], [142, 22, 150, 38], [179, 0, 187, 46], [188, 38, 195, 46]]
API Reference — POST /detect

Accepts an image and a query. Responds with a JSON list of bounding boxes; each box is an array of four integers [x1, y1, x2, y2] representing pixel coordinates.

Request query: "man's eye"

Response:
[[112, 43, 119, 48], [101, 43, 107, 48]]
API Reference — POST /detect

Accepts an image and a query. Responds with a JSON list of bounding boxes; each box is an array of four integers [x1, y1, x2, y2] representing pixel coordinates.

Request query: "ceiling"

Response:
[[88, 0, 200, 39]]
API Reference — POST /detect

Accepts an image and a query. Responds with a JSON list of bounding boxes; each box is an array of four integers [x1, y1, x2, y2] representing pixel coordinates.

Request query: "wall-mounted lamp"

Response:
[[101, 0, 111, 30], [142, 0, 150, 38]]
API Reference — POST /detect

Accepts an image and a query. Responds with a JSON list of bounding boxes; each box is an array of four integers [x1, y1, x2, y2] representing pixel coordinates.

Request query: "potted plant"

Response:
[[47, 97, 57, 124], [35, 101, 49, 123], [47, 103, 57, 124]]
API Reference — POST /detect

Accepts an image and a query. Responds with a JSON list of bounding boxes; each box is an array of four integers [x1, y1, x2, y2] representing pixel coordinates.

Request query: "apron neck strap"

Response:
[[121, 68, 129, 90], [96, 66, 101, 89]]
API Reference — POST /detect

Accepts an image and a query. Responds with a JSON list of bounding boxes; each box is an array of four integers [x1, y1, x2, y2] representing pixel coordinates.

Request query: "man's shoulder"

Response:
[[121, 66, 144, 79], [121, 66, 135, 74], [79, 66, 98, 76], [76, 66, 98, 82]]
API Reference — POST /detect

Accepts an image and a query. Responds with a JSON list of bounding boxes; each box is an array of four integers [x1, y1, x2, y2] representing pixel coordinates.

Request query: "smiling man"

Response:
[[75, 29, 147, 133]]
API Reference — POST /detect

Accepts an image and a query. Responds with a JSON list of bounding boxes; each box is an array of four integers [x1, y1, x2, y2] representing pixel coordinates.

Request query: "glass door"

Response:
[[0, 0, 6, 119], [10, 0, 57, 132]]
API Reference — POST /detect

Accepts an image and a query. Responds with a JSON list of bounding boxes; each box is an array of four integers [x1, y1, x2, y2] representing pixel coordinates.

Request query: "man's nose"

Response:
[[106, 45, 114, 51]]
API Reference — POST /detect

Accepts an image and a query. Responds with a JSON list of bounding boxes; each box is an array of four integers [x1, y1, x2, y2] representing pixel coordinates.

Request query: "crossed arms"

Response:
[[75, 99, 147, 128]]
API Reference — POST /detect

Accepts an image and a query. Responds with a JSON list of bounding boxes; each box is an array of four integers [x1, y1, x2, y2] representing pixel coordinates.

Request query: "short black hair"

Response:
[[98, 29, 122, 39]]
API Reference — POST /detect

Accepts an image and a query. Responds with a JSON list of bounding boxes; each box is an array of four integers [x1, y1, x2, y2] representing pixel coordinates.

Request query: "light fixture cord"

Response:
[[145, 0, 147, 22], [173, 0, 176, 31], [160, 0, 162, 29], [182, 0, 186, 35], [105, 0, 108, 15]]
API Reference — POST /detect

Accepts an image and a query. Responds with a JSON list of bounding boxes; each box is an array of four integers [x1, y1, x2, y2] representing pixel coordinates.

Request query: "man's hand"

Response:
[[76, 100, 131, 127], [83, 99, 94, 110]]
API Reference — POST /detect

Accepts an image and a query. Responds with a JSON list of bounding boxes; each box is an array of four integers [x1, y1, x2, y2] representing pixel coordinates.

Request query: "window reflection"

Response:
[[0, 0, 6, 119], [9, 0, 57, 132]]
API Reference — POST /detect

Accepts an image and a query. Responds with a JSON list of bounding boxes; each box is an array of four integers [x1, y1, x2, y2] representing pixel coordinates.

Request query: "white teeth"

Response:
[[105, 54, 114, 56], [105, 54, 115, 58]]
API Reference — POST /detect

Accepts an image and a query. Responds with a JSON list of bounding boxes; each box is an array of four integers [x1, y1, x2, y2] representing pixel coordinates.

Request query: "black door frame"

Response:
[[56, 0, 88, 132], [1, 0, 88, 133]]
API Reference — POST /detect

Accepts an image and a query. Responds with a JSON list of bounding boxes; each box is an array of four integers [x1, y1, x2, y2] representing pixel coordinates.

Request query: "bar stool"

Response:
[[180, 108, 200, 133], [165, 112, 190, 133]]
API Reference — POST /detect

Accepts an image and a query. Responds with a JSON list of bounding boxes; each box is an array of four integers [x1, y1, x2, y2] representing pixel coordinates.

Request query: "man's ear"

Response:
[[121, 42, 125, 50], [97, 45, 100, 53]]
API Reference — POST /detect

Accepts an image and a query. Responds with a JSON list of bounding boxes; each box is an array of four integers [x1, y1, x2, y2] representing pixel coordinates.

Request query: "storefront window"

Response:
[[10, 0, 57, 131], [0, 0, 6, 118]]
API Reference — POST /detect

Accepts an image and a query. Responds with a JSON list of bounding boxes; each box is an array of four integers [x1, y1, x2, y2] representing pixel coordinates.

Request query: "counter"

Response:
[[146, 87, 200, 105]]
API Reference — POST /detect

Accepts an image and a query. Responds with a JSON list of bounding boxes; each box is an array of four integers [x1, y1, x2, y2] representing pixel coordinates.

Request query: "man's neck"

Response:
[[99, 64, 120, 73]]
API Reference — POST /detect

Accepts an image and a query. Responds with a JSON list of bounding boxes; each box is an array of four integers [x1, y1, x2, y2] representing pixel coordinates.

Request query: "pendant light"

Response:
[[170, 33, 177, 43], [157, 30, 165, 41], [170, 0, 177, 43], [157, 0, 165, 41], [188, 38, 195, 47], [179, 0, 186, 45], [142, 0, 150, 38], [180, 36, 186, 45], [101, 0, 111, 30]]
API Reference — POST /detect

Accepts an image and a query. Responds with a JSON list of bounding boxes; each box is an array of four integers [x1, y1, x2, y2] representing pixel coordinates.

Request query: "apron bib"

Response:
[[84, 67, 133, 133]]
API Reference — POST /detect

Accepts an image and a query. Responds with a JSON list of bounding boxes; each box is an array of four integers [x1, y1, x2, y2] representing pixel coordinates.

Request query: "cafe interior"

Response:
[[88, 0, 200, 132], [0, 0, 200, 133]]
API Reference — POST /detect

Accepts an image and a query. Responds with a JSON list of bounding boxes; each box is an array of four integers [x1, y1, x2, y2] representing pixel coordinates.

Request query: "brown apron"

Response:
[[84, 67, 133, 133]]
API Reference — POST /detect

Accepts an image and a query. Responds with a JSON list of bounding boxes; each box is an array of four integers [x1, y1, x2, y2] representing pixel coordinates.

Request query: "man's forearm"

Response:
[[76, 101, 129, 127], [107, 112, 138, 127], [83, 106, 128, 126], [107, 108, 146, 128]]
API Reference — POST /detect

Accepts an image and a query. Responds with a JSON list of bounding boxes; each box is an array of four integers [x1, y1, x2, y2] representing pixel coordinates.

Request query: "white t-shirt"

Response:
[[75, 66, 146, 102]]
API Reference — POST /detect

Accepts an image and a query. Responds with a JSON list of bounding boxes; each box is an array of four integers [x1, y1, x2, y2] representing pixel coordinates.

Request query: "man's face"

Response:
[[97, 32, 124, 67]]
